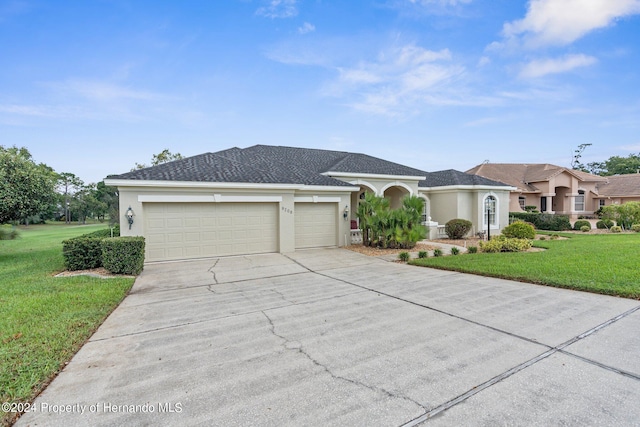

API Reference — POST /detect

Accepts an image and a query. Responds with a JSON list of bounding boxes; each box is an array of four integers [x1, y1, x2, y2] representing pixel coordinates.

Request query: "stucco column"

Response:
[[546, 195, 555, 214]]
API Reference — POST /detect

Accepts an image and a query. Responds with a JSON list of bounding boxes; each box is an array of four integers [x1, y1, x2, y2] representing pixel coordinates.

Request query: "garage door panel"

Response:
[[144, 202, 278, 261], [295, 203, 337, 249]]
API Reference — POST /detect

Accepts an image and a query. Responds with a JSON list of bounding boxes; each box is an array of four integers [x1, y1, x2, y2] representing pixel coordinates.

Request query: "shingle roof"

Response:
[[108, 145, 508, 189], [107, 145, 427, 186], [466, 163, 606, 192], [419, 169, 509, 188], [597, 174, 640, 197]]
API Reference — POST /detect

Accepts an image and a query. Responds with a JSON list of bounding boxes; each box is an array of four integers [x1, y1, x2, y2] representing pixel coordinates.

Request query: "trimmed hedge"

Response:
[[509, 212, 571, 231], [573, 220, 591, 230], [62, 237, 104, 270], [102, 237, 145, 275], [62, 226, 122, 271], [444, 218, 472, 239]]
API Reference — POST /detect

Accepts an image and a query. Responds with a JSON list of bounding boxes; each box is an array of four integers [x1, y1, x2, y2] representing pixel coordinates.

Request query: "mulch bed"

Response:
[[345, 242, 438, 257]]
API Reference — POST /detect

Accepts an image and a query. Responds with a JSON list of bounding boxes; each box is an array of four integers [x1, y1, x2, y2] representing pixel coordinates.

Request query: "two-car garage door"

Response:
[[144, 201, 338, 261], [145, 203, 278, 262]]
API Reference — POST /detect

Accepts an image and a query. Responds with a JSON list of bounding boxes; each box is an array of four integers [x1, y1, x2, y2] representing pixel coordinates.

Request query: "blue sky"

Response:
[[2, 0, 639, 184]]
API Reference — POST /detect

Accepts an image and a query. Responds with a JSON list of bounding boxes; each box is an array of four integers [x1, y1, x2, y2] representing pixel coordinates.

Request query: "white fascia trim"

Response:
[[294, 196, 342, 203], [323, 172, 426, 181], [419, 185, 517, 192], [105, 179, 301, 190], [299, 185, 359, 192], [138, 194, 283, 203]]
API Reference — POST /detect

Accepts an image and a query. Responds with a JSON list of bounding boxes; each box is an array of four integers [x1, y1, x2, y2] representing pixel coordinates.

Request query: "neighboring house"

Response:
[[105, 145, 512, 262], [596, 174, 640, 207], [466, 163, 608, 219]]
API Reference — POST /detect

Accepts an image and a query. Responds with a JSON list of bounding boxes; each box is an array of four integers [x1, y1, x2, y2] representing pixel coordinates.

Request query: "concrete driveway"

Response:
[[17, 249, 640, 426]]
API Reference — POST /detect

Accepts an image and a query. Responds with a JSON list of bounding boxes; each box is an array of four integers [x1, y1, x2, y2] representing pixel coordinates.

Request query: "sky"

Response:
[[1, 0, 640, 184]]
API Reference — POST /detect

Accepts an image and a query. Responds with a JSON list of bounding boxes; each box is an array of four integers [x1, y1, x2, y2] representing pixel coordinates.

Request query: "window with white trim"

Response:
[[575, 190, 585, 211], [484, 195, 497, 227], [421, 198, 429, 223]]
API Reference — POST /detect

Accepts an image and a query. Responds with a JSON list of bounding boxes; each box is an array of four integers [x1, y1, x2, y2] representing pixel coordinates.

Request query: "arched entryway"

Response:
[[381, 183, 411, 209]]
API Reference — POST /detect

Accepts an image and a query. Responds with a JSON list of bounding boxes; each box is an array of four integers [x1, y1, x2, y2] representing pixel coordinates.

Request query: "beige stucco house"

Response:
[[466, 163, 610, 219], [105, 145, 513, 262]]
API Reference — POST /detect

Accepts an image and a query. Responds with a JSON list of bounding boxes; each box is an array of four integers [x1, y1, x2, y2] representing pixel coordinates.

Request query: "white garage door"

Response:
[[295, 203, 337, 249], [144, 203, 278, 261]]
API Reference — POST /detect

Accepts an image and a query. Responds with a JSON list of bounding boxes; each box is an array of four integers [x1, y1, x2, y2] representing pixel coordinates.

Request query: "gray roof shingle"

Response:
[[420, 169, 508, 188], [108, 145, 506, 188]]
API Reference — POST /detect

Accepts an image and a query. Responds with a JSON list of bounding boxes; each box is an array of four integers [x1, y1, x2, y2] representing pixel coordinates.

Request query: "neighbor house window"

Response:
[[518, 196, 526, 210], [484, 195, 497, 227], [575, 190, 585, 211], [599, 199, 606, 208]]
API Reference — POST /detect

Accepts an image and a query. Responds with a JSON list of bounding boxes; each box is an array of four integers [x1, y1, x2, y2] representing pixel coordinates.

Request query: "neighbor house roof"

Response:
[[597, 174, 640, 197], [419, 169, 509, 188], [466, 163, 606, 193], [107, 145, 429, 187]]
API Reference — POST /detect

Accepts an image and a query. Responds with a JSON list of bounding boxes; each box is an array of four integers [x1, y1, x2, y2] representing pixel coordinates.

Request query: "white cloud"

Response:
[[502, 0, 640, 48], [519, 54, 597, 78], [256, 0, 297, 18], [298, 22, 315, 34], [47, 80, 162, 101], [324, 45, 473, 116]]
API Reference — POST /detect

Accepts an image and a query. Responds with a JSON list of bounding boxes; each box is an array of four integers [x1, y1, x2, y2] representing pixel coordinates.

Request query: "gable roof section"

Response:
[[466, 163, 606, 192], [597, 174, 640, 197], [419, 169, 509, 188]]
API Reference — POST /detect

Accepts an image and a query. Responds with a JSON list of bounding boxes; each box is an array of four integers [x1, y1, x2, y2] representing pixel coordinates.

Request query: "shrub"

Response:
[[580, 225, 590, 232], [479, 236, 532, 253], [418, 250, 428, 259], [83, 225, 120, 238], [398, 252, 410, 262], [632, 224, 640, 233], [0, 224, 19, 240], [444, 219, 472, 239], [524, 205, 538, 213], [539, 236, 546, 240], [610, 226, 622, 233], [101, 237, 145, 275], [433, 248, 443, 257], [450, 247, 460, 255], [502, 221, 535, 239], [573, 220, 591, 230], [62, 237, 104, 271], [509, 212, 571, 231], [596, 219, 614, 229], [467, 246, 478, 253], [550, 234, 560, 240], [61, 226, 122, 271]]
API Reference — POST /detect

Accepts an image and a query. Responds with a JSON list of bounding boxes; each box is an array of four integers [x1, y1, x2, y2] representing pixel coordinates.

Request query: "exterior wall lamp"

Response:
[[343, 205, 349, 220], [126, 206, 135, 229]]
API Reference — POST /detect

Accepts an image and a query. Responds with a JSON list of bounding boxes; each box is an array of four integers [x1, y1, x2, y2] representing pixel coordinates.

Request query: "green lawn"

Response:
[[410, 233, 640, 299], [0, 224, 134, 426]]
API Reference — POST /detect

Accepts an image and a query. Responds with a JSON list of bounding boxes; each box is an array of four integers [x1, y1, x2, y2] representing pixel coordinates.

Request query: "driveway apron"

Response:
[[15, 249, 640, 426]]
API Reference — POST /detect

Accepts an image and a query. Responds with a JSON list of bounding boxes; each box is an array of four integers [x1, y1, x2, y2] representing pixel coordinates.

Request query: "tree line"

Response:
[[0, 146, 182, 225], [573, 145, 640, 176]]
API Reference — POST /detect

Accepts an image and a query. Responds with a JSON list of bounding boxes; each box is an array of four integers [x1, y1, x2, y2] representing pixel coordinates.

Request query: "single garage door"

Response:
[[294, 203, 337, 249], [144, 203, 278, 261]]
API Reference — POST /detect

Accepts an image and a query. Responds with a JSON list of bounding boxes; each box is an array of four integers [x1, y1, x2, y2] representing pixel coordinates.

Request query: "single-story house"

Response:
[[595, 174, 640, 206], [105, 145, 513, 262], [466, 163, 609, 219]]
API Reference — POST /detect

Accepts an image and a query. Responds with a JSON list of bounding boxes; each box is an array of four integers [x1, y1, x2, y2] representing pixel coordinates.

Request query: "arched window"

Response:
[[484, 195, 497, 227], [420, 197, 429, 223], [575, 190, 585, 211]]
